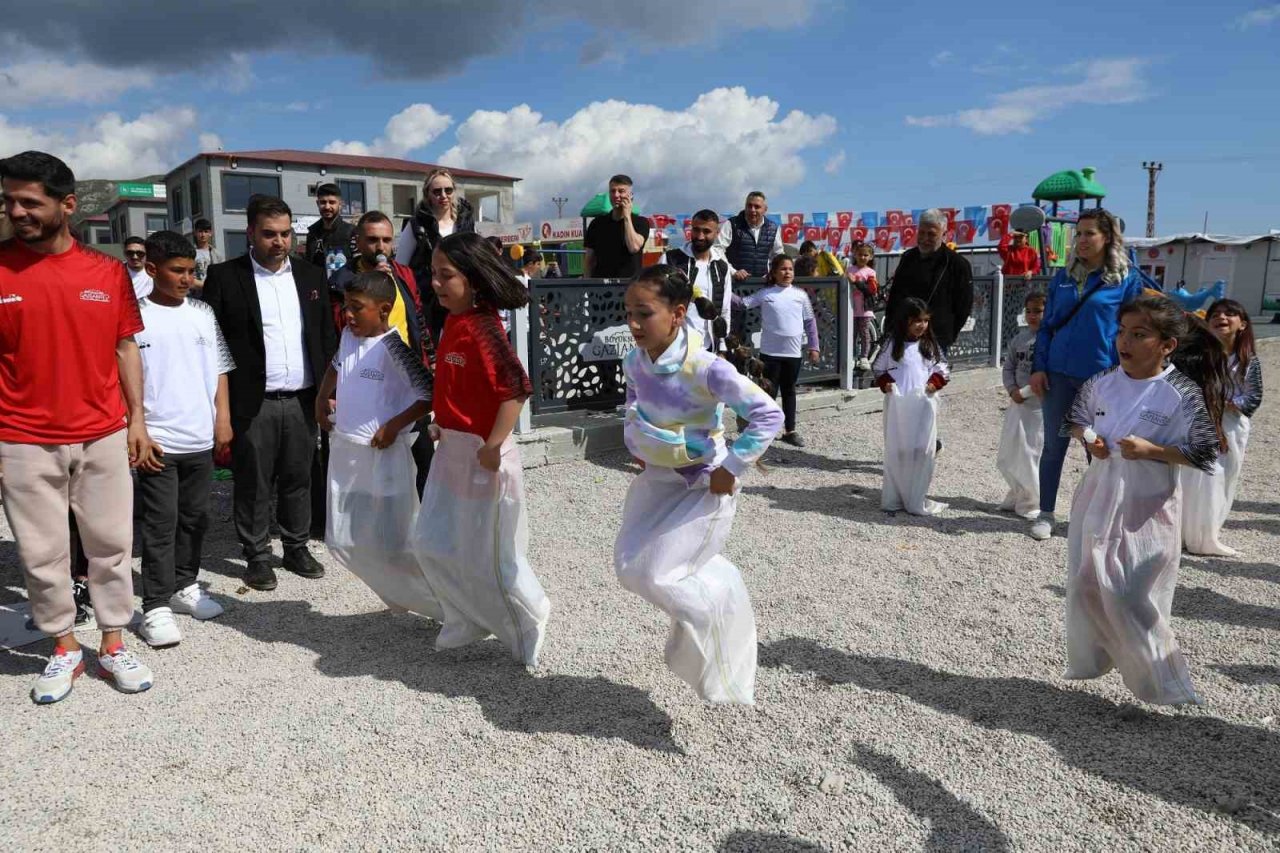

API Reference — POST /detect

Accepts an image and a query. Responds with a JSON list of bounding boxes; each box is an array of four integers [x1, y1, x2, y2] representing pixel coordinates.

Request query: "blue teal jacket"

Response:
[[1033, 266, 1144, 380]]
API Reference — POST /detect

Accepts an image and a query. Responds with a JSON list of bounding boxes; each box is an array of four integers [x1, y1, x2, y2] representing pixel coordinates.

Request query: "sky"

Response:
[[2, 0, 1278, 235]]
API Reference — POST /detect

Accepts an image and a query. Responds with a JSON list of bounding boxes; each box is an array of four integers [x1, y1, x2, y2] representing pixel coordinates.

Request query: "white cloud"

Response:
[[439, 87, 836, 219], [0, 107, 200, 177], [824, 150, 846, 175], [0, 60, 153, 107], [905, 58, 1151, 135], [198, 132, 224, 151], [1234, 4, 1280, 27], [222, 52, 255, 93], [930, 51, 953, 67], [325, 103, 453, 158]]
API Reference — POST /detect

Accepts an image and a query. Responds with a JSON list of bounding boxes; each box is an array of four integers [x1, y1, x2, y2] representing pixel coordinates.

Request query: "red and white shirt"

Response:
[[0, 240, 143, 444], [432, 308, 531, 439]]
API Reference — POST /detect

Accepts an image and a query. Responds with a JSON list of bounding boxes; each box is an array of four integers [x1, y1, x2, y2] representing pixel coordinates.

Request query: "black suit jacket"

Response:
[[202, 253, 338, 420]]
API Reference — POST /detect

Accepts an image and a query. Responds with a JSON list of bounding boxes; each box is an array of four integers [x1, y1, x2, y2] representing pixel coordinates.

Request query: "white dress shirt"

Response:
[[250, 252, 311, 391]]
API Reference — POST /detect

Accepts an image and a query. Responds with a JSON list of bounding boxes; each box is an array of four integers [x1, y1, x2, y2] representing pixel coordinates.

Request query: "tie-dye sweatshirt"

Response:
[[623, 328, 783, 480]]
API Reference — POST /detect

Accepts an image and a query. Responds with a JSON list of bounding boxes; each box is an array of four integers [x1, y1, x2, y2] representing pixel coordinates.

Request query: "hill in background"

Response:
[[73, 175, 165, 223]]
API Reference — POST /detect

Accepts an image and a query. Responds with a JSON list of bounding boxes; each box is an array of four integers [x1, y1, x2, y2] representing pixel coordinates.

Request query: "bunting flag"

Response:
[[991, 203, 1012, 222], [900, 225, 918, 249], [941, 207, 958, 226], [825, 227, 843, 248], [987, 216, 1007, 241], [811, 212, 828, 227], [860, 211, 879, 227], [836, 211, 854, 229], [803, 225, 823, 242], [781, 224, 801, 244], [850, 225, 869, 243], [786, 213, 805, 227], [910, 209, 925, 226], [955, 220, 977, 244], [874, 226, 895, 251]]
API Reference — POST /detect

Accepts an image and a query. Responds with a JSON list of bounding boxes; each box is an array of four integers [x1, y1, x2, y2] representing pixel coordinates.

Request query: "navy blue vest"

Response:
[[724, 212, 777, 276], [664, 249, 728, 309]]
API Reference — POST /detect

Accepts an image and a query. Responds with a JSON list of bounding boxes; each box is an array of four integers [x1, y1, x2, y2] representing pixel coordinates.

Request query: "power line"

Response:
[[1142, 161, 1163, 238], [552, 196, 569, 218]]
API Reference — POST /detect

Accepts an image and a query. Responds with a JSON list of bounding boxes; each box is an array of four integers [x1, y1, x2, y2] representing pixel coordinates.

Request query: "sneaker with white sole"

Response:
[[97, 646, 154, 693], [170, 584, 223, 620], [1030, 514, 1056, 541], [31, 647, 84, 705], [140, 608, 182, 648]]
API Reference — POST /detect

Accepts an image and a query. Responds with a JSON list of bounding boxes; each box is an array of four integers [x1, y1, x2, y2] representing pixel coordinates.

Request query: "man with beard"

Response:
[[0, 150, 158, 703], [304, 183, 356, 272], [718, 191, 784, 281], [124, 235, 152, 299], [884, 208, 974, 356], [661, 209, 736, 349]]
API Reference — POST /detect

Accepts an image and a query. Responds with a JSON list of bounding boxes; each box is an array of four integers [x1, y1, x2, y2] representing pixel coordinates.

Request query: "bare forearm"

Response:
[[115, 338, 145, 421], [623, 220, 645, 254], [486, 396, 527, 447], [215, 374, 231, 425], [317, 366, 337, 403], [386, 400, 430, 435]]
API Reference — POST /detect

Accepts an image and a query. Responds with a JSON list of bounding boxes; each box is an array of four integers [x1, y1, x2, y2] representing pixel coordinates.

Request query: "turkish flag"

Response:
[[900, 225, 918, 248], [941, 208, 958, 226], [945, 227, 957, 243], [955, 220, 976, 244], [781, 224, 801, 244], [804, 225, 823, 242], [787, 213, 805, 227], [991, 203, 1012, 223], [850, 225, 869, 243], [885, 210, 904, 228], [826, 227, 843, 248], [987, 216, 1006, 241], [835, 211, 853, 229], [684, 228, 692, 243], [901, 211, 916, 226], [874, 226, 895, 251]]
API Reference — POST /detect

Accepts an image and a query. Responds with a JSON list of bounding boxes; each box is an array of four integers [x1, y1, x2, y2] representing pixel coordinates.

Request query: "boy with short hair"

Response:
[[996, 292, 1046, 518], [135, 231, 235, 647], [191, 218, 222, 295]]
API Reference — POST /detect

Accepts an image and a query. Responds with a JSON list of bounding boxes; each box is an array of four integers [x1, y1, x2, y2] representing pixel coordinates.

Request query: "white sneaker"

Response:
[[31, 647, 84, 705], [139, 608, 182, 648], [97, 646, 154, 693], [170, 584, 223, 620], [1030, 514, 1055, 541]]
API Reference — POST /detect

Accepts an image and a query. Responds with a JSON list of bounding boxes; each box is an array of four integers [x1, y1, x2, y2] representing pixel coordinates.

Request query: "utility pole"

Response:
[[1142, 161, 1163, 238], [552, 196, 568, 218]]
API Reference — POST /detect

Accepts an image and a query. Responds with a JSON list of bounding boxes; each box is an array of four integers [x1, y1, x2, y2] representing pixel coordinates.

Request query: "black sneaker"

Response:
[[71, 578, 93, 627], [244, 560, 278, 591], [283, 548, 325, 579]]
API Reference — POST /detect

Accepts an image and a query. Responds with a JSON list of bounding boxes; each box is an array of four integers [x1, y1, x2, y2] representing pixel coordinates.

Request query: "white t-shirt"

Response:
[[130, 266, 153, 300], [742, 285, 816, 358], [194, 246, 222, 283], [137, 298, 235, 454], [333, 328, 433, 443], [872, 338, 949, 394], [660, 249, 736, 350]]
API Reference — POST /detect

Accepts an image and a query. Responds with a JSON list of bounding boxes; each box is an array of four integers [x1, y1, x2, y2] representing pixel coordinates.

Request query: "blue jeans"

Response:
[[1039, 371, 1086, 515]]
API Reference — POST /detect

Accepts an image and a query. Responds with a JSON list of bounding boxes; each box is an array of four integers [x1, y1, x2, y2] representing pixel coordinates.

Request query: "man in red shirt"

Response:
[[0, 151, 157, 704], [998, 229, 1042, 277]]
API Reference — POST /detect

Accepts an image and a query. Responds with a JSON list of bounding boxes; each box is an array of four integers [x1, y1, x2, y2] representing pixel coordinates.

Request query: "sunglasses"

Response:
[[124, 250, 146, 258], [429, 186, 455, 196]]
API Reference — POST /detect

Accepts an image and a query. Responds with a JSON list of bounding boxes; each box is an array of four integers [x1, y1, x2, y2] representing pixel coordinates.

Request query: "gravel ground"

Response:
[[2, 346, 1279, 852]]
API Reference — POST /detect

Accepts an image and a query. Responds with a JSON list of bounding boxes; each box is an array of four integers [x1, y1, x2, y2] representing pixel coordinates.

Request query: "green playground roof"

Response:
[[580, 192, 644, 218], [1033, 167, 1107, 201]]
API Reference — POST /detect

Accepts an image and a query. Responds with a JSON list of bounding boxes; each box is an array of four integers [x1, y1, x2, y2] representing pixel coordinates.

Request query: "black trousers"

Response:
[[761, 354, 803, 433], [136, 450, 213, 612], [231, 393, 317, 564], [411, 418, 434, 496], [310, 431, 329, 539]]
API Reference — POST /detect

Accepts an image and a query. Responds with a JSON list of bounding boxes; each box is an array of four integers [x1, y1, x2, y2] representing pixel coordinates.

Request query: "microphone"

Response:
[[375, 253, 388, 267]]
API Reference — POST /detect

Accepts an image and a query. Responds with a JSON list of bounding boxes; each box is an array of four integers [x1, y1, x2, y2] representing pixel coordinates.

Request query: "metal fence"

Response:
[[519, 273, 1051, 416]]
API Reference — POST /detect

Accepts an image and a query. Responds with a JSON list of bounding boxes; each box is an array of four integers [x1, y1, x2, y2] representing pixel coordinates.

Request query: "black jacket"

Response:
[[885, 247, 974, 350], [202, 253, 338, 420], [304, 217, 356, 268], [403, 197, 476, 344]]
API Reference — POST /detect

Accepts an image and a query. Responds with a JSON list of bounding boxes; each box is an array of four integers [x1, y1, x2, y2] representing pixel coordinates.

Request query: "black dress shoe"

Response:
[[283, 548, 325, 579], [244, 560, 278, 591]]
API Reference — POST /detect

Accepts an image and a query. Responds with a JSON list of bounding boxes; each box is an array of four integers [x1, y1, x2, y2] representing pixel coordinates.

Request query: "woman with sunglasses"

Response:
[[396, 169, 476, 344], [1027, 208, 1144, 541]]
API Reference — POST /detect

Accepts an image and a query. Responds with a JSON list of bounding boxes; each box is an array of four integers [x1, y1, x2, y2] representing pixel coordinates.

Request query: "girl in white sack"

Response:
[[614, 264, 783, 705], [996, 291, 1046, 519], [315, 271, 438, 619], [874, 297, 950, 516], [411, 232, 550, 667], [1063, 294, 1228, 705], [1180, 298, 1263, 556]]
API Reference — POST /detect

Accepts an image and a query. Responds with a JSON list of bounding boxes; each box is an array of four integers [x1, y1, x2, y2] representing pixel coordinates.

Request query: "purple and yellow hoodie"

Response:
[[622, 328, 783, 482]]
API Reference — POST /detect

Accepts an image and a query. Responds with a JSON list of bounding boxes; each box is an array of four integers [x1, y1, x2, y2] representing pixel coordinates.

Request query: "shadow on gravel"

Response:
[[718, 830, 826, 852], [846, 742, 1012, 851], [1227, 499, 1280, 516], [1211, 664, 1280, 686], [218, 599, 683, 754], [1224, 517, 1280, 536], [759, 637, 1280, 835], [757, 447, 883, 476], [1171, 587, 1280, 631], [743, 483, 1026, 537], [1183, 558, 1279, 586]]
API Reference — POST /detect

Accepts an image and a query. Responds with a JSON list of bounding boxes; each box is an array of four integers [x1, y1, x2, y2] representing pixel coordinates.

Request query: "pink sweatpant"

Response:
[[0, 429, 136, 636]]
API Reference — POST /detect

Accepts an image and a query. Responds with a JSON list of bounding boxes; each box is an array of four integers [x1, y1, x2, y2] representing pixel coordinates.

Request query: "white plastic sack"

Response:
[[411, 429, 550, 666], [996, 398, 1043, 518], [614, 465, 756, 704], [1221, 410, 1251, 517], [1064, 456, 1200, 705], [881, 389, 947, 516], [1180, 410, 1251, 556], [326, 431, 443, 620]]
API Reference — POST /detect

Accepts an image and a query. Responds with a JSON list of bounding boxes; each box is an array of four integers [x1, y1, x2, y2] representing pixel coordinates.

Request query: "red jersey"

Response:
[[998, 232, 1042, 276], [0, 240, 143, 444], [433, 308, 531, 439]]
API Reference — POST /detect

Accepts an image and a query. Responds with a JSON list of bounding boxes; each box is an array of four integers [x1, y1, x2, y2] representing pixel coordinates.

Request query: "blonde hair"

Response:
[[1068, 208, 1128, 285], [422, 168, 457, 220]]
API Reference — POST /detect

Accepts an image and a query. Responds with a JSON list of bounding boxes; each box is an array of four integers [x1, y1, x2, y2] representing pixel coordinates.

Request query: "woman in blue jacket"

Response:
[[1028, 209, 1143, 540]]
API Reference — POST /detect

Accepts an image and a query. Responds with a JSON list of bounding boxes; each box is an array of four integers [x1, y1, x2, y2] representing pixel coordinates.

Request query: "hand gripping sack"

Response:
[[1064, 457, 1200, 705], [327, 431, 443, 620], [996, 397, 1044, 518], [881, 389, 947, 516], [614, 466, 756, 704], [411, 429, 550, 666]]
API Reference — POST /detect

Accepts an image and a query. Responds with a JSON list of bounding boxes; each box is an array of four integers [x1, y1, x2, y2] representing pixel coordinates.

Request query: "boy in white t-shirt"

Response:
[[135, 231, 235, 648]]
